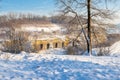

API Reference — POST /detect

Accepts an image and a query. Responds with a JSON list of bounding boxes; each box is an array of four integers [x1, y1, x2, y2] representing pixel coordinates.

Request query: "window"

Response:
[[47, 43, 50, 49], [40, 44, 43, 50], [62, 42, 64, 48], [55, 43, 58, 48]]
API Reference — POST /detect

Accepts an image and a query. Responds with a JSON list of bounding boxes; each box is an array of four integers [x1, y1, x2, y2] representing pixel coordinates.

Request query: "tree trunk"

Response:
[[87, 0, 92, 56]]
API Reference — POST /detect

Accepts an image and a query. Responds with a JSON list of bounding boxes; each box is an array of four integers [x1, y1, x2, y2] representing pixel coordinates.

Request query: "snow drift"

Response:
[[110, 40, 120, 56]]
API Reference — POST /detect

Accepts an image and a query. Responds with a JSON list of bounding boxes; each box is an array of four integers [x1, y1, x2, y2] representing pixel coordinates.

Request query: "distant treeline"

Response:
[[0, 12, 88, 29], [0, 13, 67, 27]]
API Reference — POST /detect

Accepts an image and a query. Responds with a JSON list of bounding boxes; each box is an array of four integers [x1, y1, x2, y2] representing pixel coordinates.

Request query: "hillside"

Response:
[[0, 14, 119, 50]]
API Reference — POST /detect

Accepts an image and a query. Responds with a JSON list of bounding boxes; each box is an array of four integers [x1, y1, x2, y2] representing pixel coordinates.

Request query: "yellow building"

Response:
[[32, 36, 69, 52]]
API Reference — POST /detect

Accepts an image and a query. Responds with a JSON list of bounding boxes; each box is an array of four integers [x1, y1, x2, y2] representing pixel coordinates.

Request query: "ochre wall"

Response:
[[33, 37, 69, 52]]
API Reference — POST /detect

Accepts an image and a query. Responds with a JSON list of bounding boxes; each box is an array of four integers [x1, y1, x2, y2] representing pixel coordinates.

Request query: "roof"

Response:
[[29, 35, 67, 41]]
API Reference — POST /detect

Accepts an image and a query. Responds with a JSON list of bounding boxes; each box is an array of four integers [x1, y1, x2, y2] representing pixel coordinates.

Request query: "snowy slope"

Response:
[[0, 51, 119, 80], [110, 41, 120, 56], [20, 24, 61, 32]]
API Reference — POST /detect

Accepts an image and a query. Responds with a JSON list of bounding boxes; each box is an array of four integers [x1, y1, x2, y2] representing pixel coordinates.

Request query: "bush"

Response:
[[2, 29, 31, 53], [66, 46, 85, 55], [97, 47, 110, 56]]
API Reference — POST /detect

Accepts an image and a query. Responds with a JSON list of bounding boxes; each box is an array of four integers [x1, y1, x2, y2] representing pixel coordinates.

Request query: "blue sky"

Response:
[[0, 0, 57, 16], [0, 0, 120, 17]]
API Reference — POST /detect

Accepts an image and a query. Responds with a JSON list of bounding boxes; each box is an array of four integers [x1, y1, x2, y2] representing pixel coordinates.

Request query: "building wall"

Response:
[[32, 37, 69, 52]]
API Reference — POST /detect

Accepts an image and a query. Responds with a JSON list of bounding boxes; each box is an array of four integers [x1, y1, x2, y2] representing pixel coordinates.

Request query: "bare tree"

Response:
[[87, 0, 92, 55], [2, 26, 29, 53], [56, 0, 117, 55]]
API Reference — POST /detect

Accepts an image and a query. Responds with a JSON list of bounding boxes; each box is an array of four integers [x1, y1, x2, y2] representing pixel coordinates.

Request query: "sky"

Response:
[[0, 0, 57, 16], [0, 0, 120, 23]]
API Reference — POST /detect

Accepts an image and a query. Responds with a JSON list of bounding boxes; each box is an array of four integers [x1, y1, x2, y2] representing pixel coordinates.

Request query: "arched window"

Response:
[[40, 44, 43, 50], [62, 42, 64, 48], [47, 43, 50, 49], [55, 43, 58, 48]]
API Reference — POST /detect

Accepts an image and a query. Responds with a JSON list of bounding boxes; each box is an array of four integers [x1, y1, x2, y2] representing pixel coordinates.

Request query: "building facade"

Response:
[[32, 36, 69, 52]]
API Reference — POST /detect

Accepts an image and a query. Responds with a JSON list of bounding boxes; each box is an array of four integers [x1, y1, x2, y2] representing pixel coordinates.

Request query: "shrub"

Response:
[[2, 29, 31, 53], [97, 47, 110, 56], [66, 45, 85, 55]]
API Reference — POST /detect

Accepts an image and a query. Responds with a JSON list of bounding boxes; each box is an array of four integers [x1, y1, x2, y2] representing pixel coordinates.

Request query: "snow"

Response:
[[34, 35, 67, 41], [20, 24, 62, 32], [0, 50, 119, 80], [107, 27, 120, 34], [110, 41, 120, 56], [83, 40, 120, 57]]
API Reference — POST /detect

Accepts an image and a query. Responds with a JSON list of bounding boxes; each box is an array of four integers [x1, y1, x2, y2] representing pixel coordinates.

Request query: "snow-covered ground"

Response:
[[0, 50, 120, 80], [110, 41, 120, 56], [0, 40, 120, 80]]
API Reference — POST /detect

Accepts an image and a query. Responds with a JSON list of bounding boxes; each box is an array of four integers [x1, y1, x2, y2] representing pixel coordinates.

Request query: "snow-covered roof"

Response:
[[29, 35, 67, 41]]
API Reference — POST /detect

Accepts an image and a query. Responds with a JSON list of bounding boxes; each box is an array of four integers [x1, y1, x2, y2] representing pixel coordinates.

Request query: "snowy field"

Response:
[[0, 41, 120, 80], [0, 50, 120, 80]]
